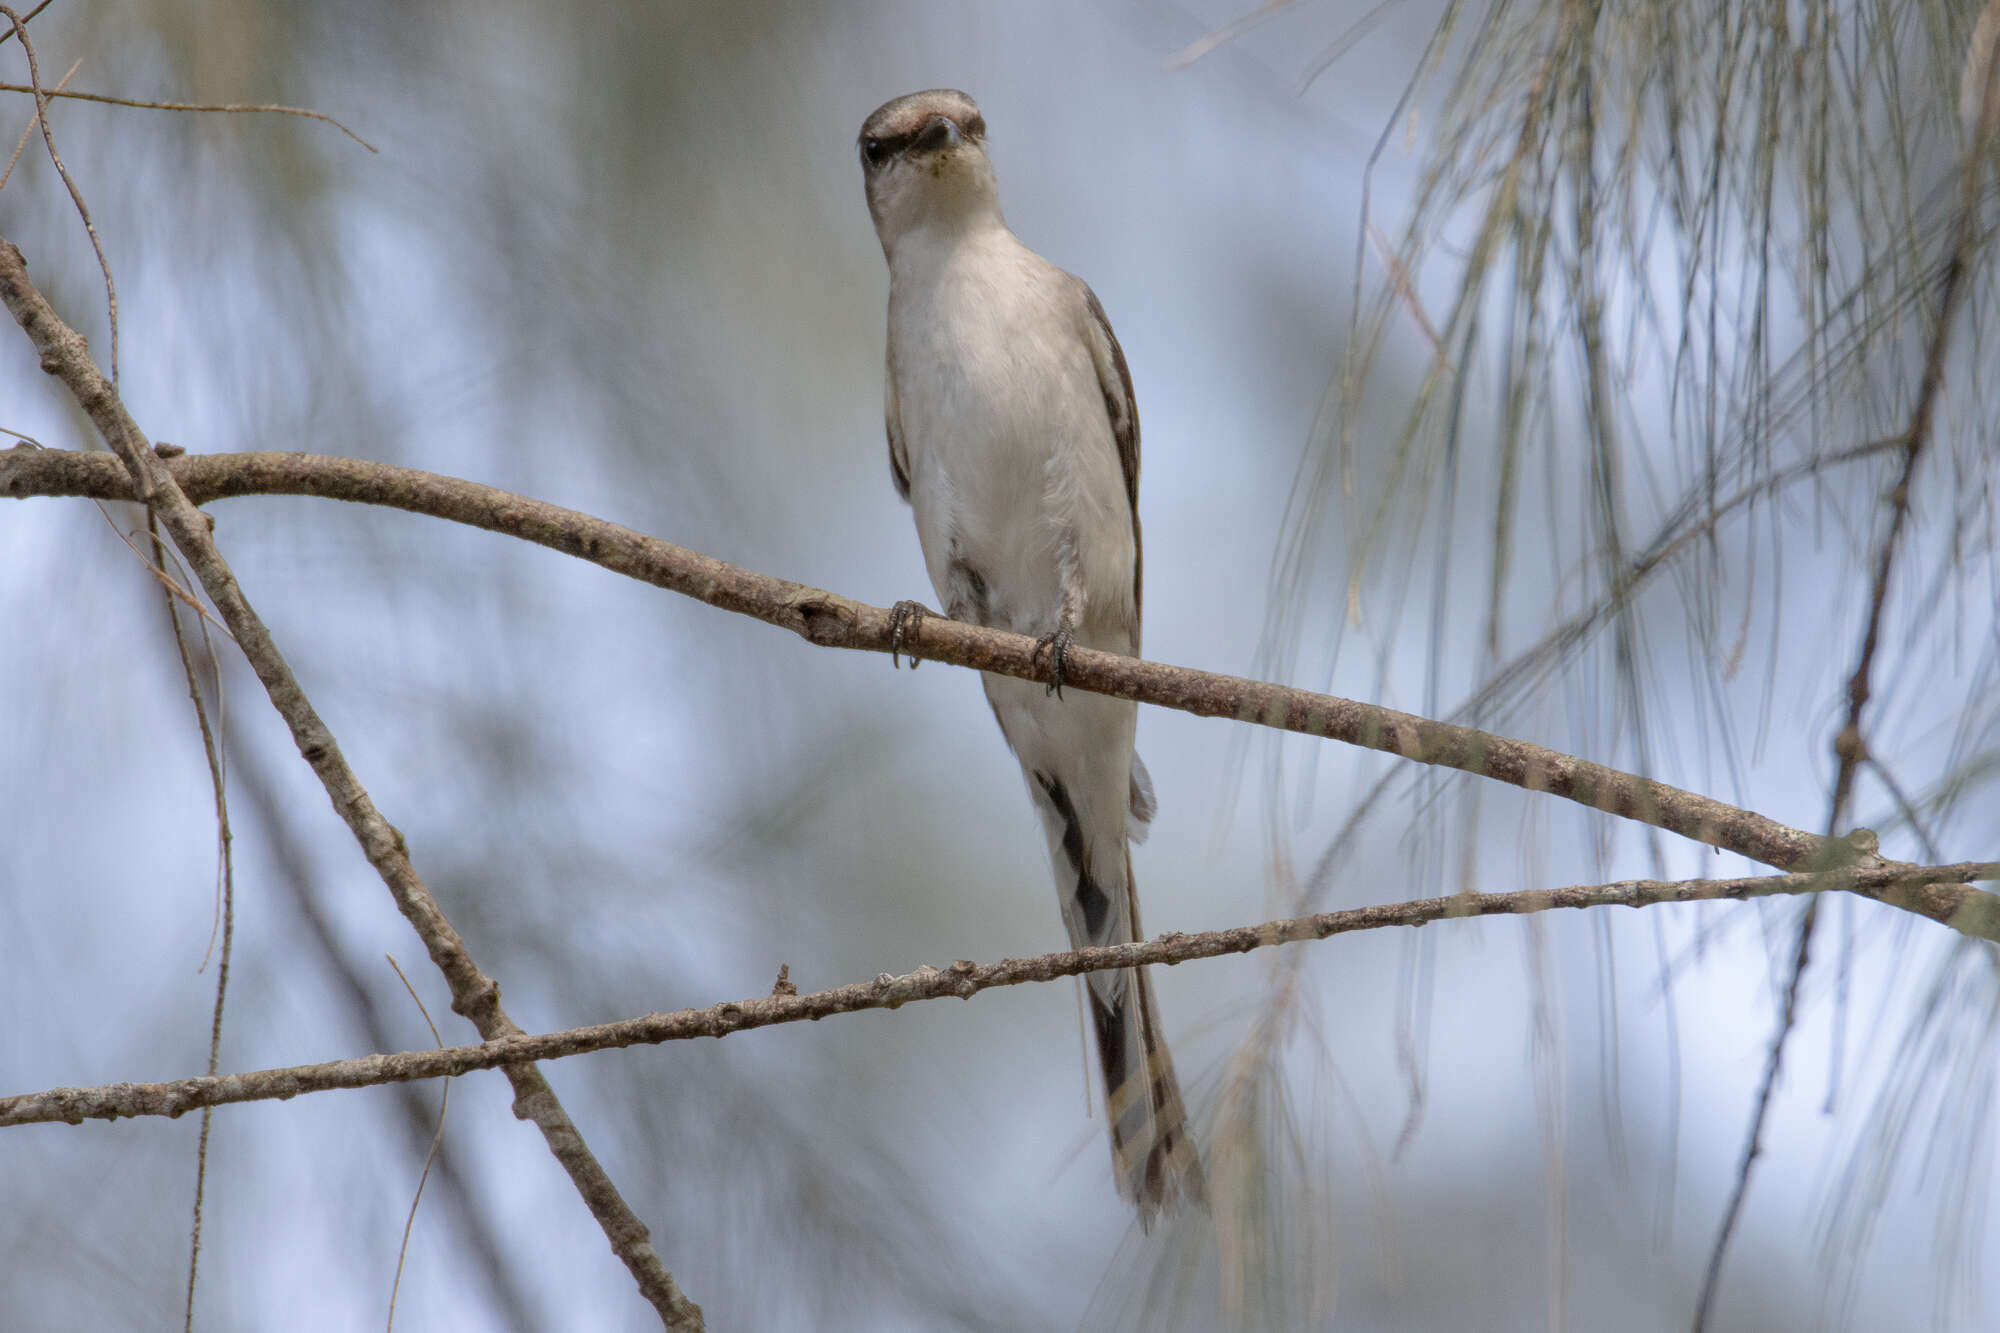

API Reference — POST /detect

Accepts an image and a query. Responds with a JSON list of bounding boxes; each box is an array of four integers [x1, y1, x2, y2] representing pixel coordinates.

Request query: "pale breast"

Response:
[[888, 233, 1133, 640]]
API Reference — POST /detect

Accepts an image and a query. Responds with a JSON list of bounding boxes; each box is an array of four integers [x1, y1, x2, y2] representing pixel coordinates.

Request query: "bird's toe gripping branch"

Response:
[[888, 599, 934, 669], [1033, 618, 1077, 698]]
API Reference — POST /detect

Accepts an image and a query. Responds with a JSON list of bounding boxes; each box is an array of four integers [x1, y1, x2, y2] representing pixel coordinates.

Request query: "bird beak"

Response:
[[912, 114, 962, 155]]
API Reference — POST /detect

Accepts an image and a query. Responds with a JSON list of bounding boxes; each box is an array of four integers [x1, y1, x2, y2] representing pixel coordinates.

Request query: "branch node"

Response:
[[792, 592, 850, 645], [1833, 725, 1867, 765]]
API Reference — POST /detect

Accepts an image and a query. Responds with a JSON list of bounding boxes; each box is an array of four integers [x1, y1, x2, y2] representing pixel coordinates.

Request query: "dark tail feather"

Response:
[[1090, 859, 1204, 1227]]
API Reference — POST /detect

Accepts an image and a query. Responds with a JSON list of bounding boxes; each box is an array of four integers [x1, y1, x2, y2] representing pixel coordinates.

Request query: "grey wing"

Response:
[[885, 352, 911, 503], [1076, 280, 1140, 620], [1074, 278, 1155, 836]]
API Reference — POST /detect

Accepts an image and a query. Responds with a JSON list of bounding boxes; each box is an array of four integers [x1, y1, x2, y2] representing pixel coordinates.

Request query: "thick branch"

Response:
[[3, 444, 1832, 872], [4, 861, 1993, 1129], [0, 243, 702, 1331]]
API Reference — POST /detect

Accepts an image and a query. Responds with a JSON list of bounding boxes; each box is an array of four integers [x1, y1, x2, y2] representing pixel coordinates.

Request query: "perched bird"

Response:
[[857, 88, 1203, 1224]]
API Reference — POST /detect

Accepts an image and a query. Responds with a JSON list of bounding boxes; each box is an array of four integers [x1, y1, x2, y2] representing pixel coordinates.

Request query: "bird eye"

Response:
[[861, 137, 890, 167], [965, 115, 986, 139]]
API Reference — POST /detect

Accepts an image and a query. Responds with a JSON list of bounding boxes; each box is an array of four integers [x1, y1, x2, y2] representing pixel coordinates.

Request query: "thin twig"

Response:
[[0, 9, 117, 381], [385, 955, 450, 1333], [0, 0, 47, 47], [0, 54, 74, 192], [0, 240, 703, 1331], [1692, 48, 2000, 1331], [0, 444, 1838, 875], [2, 860, 1992, 1130], [229, 729, 538, 1328], [91, 500, 237, 638], [0, 82, 377, 152], [148, 505, 235, 1333], [1367, 221, 1452, 370], [0, 435, 232, 636], [1163, 0, 1293, 72]]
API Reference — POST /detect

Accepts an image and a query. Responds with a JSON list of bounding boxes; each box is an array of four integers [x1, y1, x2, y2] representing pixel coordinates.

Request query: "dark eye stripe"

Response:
[[859, 109, 988, 168], [860, 131, 918, 167]]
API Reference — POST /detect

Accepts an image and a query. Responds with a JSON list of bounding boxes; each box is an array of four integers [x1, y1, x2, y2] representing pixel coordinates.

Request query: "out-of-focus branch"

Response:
[[2, 444, 1835, 874], [0, 83, 377, 151], [0, 0, 47, 47], [0, 242, 703, 1332], [1691, 53, 2000, 1332], [0, 9, 117, 380], [3, 860, 1993, 1130], [228, 727, 540, 1331]]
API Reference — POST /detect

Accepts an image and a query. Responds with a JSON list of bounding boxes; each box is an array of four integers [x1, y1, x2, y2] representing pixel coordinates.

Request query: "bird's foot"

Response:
[[1032, 618, 1077, 698], [888, 600, 934, 669]]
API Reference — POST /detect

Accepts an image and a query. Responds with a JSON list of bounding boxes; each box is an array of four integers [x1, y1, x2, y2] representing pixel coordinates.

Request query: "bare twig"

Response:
[[2, 860, 1992, 1131], [1692, 45, 2000, 1331], [385, 955, 450, 1333], [1824, 100, 1996, 842], [0, 10, 117, 380], [229, 729, 537, 1329], [0, 444, 1836, 875], [148, 505, 235, 1333], [0, 82, 377, 152], [0, 0, 46, 47], [1367, 221, 1451, 369], [0, 434, 234, 639], [0, 241, 702, 1331], [1164, 0, 1293, 72], [92, 500, 236, 637], [0, 54, 74, 192]]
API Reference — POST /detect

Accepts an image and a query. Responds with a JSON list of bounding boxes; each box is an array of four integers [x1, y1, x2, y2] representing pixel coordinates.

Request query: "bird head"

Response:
[[858, 89, 1000, 257]]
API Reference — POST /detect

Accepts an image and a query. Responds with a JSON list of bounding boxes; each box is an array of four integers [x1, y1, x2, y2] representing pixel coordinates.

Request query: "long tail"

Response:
[[1027, 760, 1204, 1226], [1092, 851, 1205, 1226]]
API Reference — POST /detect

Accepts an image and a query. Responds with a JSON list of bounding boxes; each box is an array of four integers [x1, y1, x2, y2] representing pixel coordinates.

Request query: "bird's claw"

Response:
[[1033, 620, 1076, 698], [888, 600, 932, 669]]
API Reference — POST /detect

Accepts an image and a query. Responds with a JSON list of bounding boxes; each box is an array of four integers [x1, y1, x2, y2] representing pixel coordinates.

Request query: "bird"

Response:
[[857, 88, 1203, 1225]]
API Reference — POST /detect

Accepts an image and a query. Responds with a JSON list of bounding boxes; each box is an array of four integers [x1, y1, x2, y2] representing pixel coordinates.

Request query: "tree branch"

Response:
[[0, 83, 377, 151], [0, 243, 703, 1331], [3, 861, 1992, 1131], [2, 444, 1836, 873], [1692, 69, 2000, 1332]]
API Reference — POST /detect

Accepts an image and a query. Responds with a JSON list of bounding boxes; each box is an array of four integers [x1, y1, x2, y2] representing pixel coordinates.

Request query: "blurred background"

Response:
[[2, 2, 1995, 1330]]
